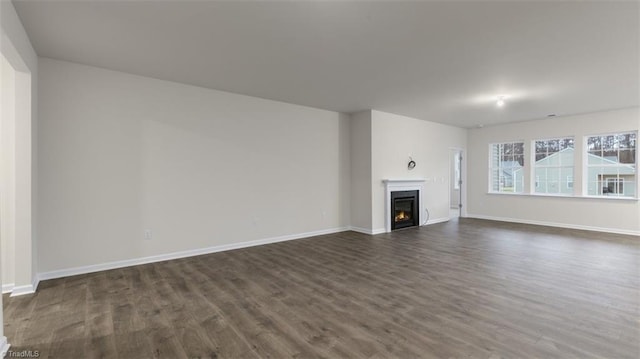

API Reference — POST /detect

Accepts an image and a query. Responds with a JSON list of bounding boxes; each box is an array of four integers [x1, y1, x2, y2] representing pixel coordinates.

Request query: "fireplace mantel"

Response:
[[383, 179, 426, 233], [383, 179, 426, 184]]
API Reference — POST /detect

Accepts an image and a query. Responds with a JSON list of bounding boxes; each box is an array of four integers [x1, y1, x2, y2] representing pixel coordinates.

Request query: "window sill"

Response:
[[486, 192, 639, 201]]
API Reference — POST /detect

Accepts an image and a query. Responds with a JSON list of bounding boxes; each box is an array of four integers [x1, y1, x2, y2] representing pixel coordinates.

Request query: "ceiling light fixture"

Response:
[[496, 95, 506, 107]]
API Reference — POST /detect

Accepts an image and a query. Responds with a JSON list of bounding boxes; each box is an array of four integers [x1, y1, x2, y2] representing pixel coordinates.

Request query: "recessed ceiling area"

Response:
[[13, 0, 639, 127]]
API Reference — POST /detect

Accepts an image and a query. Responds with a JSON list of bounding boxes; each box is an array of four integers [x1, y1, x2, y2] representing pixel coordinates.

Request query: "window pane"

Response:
[[618, 134, 632, 149], [503, 155, 514, 164], [603, 149, 617, 161], [547, 139, 559, 153], [533, 137, 574, 195], [587, 177, 599, 195], [586, 126, 637, 197], [623, 178, 636, 197], [506, 144, 513, 155], [561, 168, 574, 194], [588, 150, 604, 164], [560, 138, 574, 150], [490, 141, 524, 193], [514, 154, 524, 166], [534, 167, 547, 193], [491, 169, 501, 192], [587, 136, 602, 151], [514, 170, 524, 192], [619, 150, 635, 164], [513, 142, 524, 154], [603, 135, 616, 151]]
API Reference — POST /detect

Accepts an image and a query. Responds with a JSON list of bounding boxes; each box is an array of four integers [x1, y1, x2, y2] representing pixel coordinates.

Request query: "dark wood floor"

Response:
[[4, 218, 640, 358]]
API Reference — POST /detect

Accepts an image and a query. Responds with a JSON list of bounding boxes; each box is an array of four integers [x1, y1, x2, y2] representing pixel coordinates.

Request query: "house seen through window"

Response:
[[533, 137, 574, 195], [586, 132, 636, 197]]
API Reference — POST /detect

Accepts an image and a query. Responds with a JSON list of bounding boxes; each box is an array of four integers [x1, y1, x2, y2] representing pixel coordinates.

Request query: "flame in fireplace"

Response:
[[395, 211, 411, 222]]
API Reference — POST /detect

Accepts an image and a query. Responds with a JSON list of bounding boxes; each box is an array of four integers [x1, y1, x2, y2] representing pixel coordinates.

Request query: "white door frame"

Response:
[[449, 148, 466, 218]]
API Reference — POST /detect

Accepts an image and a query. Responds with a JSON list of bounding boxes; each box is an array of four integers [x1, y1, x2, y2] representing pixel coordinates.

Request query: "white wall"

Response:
[[370, 110, 467, 232], [1, 0, 38, 349], [1, 54, 16, 288], [38, 58, 351, 273], [1, 0, 38, 295], [467, 107, 640, 235], [349, 111, 372, 232]]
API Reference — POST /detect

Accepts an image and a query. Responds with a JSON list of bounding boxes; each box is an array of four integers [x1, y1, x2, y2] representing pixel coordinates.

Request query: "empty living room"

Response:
[[1, 0, 638, 358]]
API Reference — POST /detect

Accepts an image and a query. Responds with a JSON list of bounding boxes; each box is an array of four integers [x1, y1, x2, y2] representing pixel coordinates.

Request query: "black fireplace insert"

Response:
[[391, 190, 419, 230]]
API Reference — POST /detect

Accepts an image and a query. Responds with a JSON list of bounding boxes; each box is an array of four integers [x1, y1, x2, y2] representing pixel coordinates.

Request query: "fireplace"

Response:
[[391, 190, 419, 230], [383, 179, 425, 233]]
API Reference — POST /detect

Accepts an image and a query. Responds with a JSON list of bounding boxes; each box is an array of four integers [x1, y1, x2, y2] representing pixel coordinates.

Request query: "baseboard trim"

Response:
[[348, 226, 386, 235], [1, 336, 10, 358], [348, 226, 374, 235], [9, 283, 36, 297], [426, 217, 450, 225], [31, 276, 40, 293], [349, 219, 449, 235], [466, 214, 640, 236], [38, 227, 349, 281], [2, 283, 14, 294]]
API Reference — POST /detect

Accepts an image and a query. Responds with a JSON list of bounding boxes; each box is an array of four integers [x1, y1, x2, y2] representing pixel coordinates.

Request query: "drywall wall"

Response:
[[349, 111, 373, 233], [370, 110, 468, 232], [37, 58, 351, 273], [467, 107, 640, 235], [1, 0, 38, 294], [1, 54, 16, 288]]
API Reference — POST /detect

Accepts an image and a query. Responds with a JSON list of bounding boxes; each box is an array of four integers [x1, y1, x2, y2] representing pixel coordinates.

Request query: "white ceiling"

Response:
[[13, 0, 640, 128]]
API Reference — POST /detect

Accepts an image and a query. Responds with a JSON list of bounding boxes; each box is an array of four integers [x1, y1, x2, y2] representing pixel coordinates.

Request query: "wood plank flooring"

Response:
[[4, 218, 639, 358]]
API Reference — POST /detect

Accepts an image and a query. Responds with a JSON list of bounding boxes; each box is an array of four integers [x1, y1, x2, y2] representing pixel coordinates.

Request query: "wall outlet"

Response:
[[144, 229, 152, 240]]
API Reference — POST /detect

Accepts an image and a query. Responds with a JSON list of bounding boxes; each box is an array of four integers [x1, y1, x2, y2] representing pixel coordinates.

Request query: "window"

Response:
[[586, 132, 636, 197], [490, 141, 524, 193], [533, 137, 574, 195], [605, 178, 623, 194]]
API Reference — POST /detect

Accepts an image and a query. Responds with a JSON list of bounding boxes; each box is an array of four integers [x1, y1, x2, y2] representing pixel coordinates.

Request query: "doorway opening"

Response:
[[449, 149, 463, 219]]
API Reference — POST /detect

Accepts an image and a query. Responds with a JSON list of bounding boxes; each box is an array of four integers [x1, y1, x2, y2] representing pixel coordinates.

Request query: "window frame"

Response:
[[583, 131, 637, 198], [488, 141, 525, 194]]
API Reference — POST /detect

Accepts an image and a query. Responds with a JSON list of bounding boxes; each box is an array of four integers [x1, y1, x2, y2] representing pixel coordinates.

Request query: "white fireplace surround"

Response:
[[383, 179, 426, 233]]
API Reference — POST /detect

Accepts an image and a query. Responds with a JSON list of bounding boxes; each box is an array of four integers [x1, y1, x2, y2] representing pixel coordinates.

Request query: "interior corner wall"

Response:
[[37, 57, 351, 274], [1, 54, 16, 289], [370, 110, 468, 232], [1, 0, 38, 293], [466, 107, 640, 235], [349, 111, 373, 232]]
